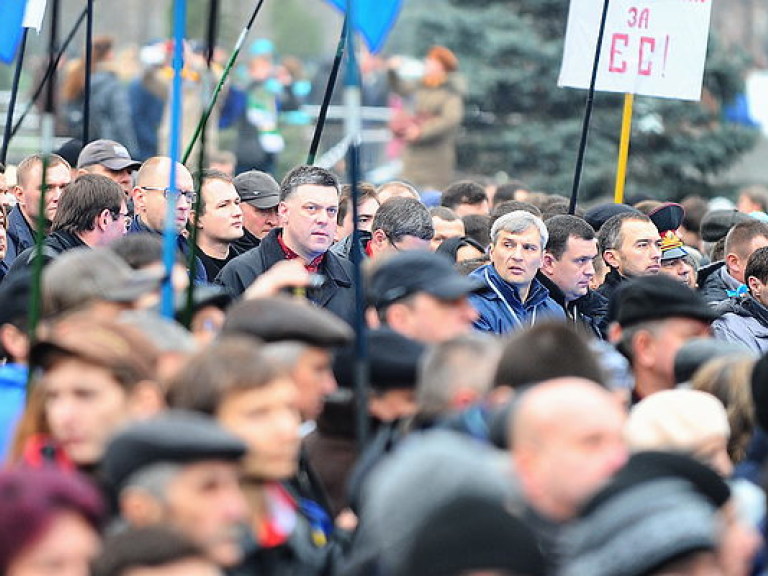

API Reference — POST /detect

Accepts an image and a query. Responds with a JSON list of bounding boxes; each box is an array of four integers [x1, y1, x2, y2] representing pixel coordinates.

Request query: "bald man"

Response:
[[129, 156, 206, 282], [510, 378, 628, 571]]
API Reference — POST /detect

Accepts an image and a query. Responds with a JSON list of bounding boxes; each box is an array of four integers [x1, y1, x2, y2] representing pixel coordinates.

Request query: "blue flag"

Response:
[[0, 0, 28, 64], [325, 0, 403, 54]]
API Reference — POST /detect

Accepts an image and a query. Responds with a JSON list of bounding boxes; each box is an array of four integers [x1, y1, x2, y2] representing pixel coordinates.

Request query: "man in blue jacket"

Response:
[[469, 210, 564, 334]]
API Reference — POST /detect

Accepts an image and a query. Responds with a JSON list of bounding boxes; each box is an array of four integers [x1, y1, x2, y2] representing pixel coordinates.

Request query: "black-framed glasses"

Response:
[[139, 186, 197, 204], [110, 210, 132, 230]]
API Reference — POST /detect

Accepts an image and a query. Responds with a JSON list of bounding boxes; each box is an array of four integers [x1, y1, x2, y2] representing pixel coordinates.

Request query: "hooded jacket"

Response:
[[468, 263, 565, 335], [712, 295, 768, 354], [698, 261, 743, 307], [537, 272, 608, 339]]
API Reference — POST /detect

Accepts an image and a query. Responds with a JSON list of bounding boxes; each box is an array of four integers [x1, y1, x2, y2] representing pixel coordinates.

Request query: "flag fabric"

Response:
[[23, 0, 47, 32], [325, 0, 403, 53], [0, 0, 28, 64]]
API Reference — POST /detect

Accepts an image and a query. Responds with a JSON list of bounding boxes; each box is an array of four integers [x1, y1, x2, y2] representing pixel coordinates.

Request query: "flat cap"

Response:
[[233, 170, 280, 209], [614, 275, 719, 328], [43, 247, 163, 316], [221, 295, 353, 347], [584, 203, 640, 232], [369, 251, 484, 309], [700, 210, 753, 243], [102, 410, 246, 491], [334, 328, 426, 391], [674, 337, 753, 384], [30, 315, 158, 386]]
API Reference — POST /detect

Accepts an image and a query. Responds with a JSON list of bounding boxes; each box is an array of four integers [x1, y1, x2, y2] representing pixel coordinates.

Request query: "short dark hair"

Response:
[[725, 219, 768, 260], [337, 182, 378, 225], [195, 168, 233, 216], [441, 180, 487, 210], [93, 527, 206, 576], [279, 165, 339, 202], [494, 322, 605, 389], [372, 196, 433, 242], [490, 200, 542, 230], [168, 337, 278, 415], [16, 153, 69, 189], [109, 232, 186, 268], [52, 173, 123, 234], [462, 214, 491, 247], [429, 206, 460, 221], [745, 246, 768, 287], [493, 179, 529, 206], [598, 212, 652, 256], [545, 215, 596, 260]]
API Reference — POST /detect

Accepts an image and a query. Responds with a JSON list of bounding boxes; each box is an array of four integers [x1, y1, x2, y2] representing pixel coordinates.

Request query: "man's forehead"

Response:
[[621, 219, 659, 239], [497, 227, 540, 242], [290, 184, 339, 202]]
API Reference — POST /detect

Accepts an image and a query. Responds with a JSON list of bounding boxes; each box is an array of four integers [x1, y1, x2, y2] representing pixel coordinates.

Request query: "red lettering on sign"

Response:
[[609, 34, 629, 73], [639, 36, 655, 75]]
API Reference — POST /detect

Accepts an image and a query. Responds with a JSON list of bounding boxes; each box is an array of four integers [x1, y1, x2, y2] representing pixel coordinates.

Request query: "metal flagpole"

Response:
[[181, 0, 267, 164], [1, 28, 29, 165], [82, 0, 94, 144], [27, 0, 60, 398], [183, 0, 220, 328], [343, 0, 370, 449], [160, 0, 187, 318], [568, 0, 611, 215], [307, 15, 348, 165], [10, 7, 87, 141]]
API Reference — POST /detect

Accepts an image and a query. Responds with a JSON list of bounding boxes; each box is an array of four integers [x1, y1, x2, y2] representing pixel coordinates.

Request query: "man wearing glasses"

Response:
[[129, 156, 206, 282], [5, 174, 128, 278], [217, 165, 355, 325]]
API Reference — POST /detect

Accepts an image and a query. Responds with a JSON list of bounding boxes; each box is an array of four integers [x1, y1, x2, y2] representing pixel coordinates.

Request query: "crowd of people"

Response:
[[1, 33, 768, 576]]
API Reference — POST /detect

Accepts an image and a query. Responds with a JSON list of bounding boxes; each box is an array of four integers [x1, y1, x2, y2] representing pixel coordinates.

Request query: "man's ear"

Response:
[[602, 249, 620, 270], [632, 329, 657, 369], [725, 252, 740, 277], [96, 208, 111, 231], [541, 251, 556, 274], [12, 185, 24, 205], [748, 275, 764, 297], [278, 201, 289, 225], [131, 187, 145, 212], [120, 489, 165, 527]]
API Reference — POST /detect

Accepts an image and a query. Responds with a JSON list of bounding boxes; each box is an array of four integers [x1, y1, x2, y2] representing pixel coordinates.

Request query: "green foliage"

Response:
[[392, 0, 758, 201]]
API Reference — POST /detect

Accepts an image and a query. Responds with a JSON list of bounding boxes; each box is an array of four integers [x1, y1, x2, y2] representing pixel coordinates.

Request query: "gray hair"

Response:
[[417, 334, 502, 418], [260, 341, 308, 373], [372, 197, 434, 242], [121, 462, 181, 500], [490, 210, 548, 247]]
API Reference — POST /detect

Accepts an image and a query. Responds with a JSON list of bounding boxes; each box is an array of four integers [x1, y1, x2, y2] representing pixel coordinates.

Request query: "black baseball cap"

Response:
[[369, 251, 485, 309]]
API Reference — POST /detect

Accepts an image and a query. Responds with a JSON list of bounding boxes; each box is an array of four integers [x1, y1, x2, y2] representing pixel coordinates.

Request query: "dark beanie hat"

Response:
[[582, 451, 730, 516], [398, 492, 546, 576], [700, 210, 753, 243], [334, 328, 426, 392], [614, 275, 719, 328], [561, 477, 719, 576], [584, 203, 640, 231]]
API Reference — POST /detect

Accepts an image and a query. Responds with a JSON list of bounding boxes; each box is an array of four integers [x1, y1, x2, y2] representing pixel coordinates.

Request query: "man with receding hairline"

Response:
[[129, 156, 206, 282], [510, 377, 627, 571]]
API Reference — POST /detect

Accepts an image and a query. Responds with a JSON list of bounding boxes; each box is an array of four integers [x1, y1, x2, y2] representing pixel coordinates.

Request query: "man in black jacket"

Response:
[[539, 215, 608, 338], [6, 174, 127, 278], [217, 165, 355, 325]]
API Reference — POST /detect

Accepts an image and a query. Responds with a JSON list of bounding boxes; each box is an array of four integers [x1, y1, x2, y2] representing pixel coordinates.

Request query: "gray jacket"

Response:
[[712, 297, 768, 354]]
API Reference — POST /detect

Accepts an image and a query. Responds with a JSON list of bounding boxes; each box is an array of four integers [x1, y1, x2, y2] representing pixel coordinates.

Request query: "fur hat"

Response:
[[427, 46, 458, 72]]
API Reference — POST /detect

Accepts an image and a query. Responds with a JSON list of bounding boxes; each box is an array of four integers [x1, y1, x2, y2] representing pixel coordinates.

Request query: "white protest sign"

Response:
[[23, 0, 48, 32], [558, 0, 713, 101]]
